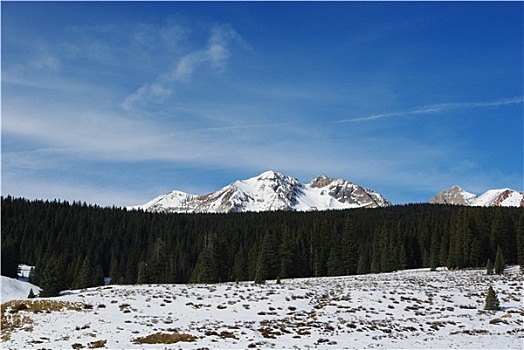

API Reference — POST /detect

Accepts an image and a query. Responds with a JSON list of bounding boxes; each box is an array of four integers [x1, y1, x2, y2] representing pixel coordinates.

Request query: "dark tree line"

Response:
[[1, 196, 523, 295]]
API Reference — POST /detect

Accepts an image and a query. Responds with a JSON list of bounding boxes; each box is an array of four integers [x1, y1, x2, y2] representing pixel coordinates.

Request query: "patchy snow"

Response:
[[2, 267, 522, 349]]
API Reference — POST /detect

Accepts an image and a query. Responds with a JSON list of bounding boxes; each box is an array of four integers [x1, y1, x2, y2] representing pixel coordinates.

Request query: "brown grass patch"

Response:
[[133, 332, 196, 344], [88, 339, 107, 348], [1, 299, 86, 341]]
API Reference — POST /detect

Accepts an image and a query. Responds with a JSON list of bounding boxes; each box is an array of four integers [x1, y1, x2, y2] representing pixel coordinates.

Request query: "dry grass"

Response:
[[88, 339, 107, 348], [1, 299, 86, 341], [133, 332, 196, 344]]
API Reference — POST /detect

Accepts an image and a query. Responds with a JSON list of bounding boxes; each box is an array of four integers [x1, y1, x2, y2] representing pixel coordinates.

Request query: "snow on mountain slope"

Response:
[[430, 186, 524, 207], [131, 171, 391, 213]]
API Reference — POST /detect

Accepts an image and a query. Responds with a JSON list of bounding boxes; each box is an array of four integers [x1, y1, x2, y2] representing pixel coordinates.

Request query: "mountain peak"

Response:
[[429, 186, 523, 207], [256, 170, 283, 180], [310, 174, 334, 188], [131, 171, 391, 213]]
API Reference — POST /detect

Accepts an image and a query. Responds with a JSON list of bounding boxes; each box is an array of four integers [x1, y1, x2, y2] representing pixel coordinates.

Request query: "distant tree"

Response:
[[279, 229, 295, 279], [109, 257, 122, 285], [27, 288, 36, 299], [342, 217, 358, 275], [94, 264, 105, 286], [254, 266, 265, 285], [517, 216, 524, 271], [1, 241, 20, 278], [136, 261, 148, 285], [486, 259, 494, 275], [255, 230, 278, 282], [39, 258, 66, 297], [29, 267, 40, 285], [494, 246, 506, 274], [357, 249, 370, 275], [190, 236, 219, 284], [76, 257, 95, 289], [484, 285, 500, 311]]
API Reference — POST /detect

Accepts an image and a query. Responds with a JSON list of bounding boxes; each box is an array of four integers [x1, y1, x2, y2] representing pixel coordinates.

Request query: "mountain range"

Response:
[[131, 171, 523, 213], [429, 185, 524, 207], [130, 171, 391, 213]]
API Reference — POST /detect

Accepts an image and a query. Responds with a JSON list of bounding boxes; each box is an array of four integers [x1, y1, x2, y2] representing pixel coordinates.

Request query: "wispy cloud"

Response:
[[122, 24, 245, 115], [333, 96, 524, 123]]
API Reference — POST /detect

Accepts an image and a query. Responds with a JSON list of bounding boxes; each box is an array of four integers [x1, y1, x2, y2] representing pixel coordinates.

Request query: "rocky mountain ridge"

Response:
[[429, 185, 524, 207], [131, 171, 391, 213]]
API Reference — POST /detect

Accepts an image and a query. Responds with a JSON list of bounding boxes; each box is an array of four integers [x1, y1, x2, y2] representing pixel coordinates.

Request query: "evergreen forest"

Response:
[[2, 196, 523, 293]]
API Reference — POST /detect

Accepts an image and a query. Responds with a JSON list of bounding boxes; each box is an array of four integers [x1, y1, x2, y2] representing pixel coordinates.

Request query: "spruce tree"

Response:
[[517, 216, 524, 271], [136, 261, 148, 284], [327, 246, 345, 276], [28, 266, 40, 285], [76, 257, 94, 289], [486, 259, 494, 275], [484, 285, 500, 311], [494, 246, 506, 274], [27, 288, 36, 299], [39, 258, 66, 297], [254, 266, 265, 285]]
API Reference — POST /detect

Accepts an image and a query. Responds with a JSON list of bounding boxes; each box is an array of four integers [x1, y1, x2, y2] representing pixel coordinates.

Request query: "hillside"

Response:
[[2, 267, 522, 348]]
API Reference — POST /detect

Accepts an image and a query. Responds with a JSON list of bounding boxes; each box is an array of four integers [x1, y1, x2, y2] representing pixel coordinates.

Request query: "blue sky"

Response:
[[2, 1, 523, 207]]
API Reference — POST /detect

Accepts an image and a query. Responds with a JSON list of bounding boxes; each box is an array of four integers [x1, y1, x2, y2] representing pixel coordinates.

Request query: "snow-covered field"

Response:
[[2, 267, 522, 349], [1, 265, 40, 304]]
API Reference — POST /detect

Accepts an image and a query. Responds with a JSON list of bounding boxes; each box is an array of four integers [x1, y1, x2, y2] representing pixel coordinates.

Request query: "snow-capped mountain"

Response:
[[131, 171, 391, 213], [429, 185, 524, 207]]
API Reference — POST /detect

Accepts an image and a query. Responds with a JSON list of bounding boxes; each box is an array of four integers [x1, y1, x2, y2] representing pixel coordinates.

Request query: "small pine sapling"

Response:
[[484, 285, 500, 311], [27, 288, 36, 299]]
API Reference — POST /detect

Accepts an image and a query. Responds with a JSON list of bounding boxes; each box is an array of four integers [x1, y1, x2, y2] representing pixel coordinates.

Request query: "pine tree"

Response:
[[39, 258, 66, 297], [484, 285, 500, 311], [136, 261, 148, 284], [342, 217, 358, 275], [254, 266, 265, 285], [255, 230, 278, 282], [494, 246, 506, 274], [28, 266, 40, 285], [327, 246, 345, 276], [27, 288, 36, 299], [279, 229, 294, 279], [1, 241, 20, 278], [486, 259, 494, 275], [76, 257, 94, 289], [109, 257, 122, 285], [517, 215, 524, 271]]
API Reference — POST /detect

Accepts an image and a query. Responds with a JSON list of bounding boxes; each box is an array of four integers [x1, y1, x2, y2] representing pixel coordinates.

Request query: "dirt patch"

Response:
[[133, 332, 196, 344]]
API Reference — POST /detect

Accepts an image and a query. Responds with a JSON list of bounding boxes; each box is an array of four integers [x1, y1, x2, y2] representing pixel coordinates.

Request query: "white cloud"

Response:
[[122, 24, 244, 115], [334, 96, 524, 123]]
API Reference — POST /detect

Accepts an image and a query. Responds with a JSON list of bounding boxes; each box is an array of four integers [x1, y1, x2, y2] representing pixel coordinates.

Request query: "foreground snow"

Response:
[[1, 266, 40, 304], [2, 267, 522, 349], [0, 277, 40, 304]]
